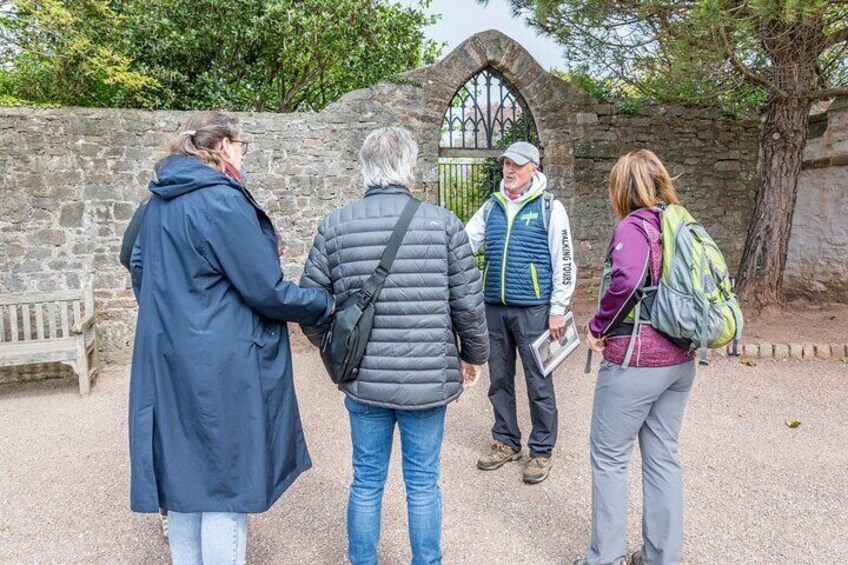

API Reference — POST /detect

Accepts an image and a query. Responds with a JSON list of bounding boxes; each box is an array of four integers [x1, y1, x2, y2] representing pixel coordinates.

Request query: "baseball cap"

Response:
[[498, 141, 540, 166]]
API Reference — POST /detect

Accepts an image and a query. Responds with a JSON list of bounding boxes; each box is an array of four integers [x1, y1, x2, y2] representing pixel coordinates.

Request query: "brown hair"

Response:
[[167, 111, 241, 172], [608, 149, 680, 219]]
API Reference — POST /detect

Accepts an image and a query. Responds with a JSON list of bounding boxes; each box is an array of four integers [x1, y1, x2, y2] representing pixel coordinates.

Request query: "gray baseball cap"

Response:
[[498, 141, 540, 166]]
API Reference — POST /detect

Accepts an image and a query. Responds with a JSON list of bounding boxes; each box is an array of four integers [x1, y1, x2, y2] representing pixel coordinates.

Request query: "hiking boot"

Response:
[[522, 456, 552, 484], [476, 441, 521, 470], [629, 550, 644, 565]]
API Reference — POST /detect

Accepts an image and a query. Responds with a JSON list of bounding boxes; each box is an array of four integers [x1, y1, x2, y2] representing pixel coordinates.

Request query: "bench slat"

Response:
[[48, 303, 57, 339], [0, 305, 5, 343], [0, 338, 81, 367], [9, 305, 18, 342], [72, 301, 82, 328], [22, 304, 31, 341], [60, 302, 69, 338], [0, 290, 86, 305], [35, 304, 45, 340]]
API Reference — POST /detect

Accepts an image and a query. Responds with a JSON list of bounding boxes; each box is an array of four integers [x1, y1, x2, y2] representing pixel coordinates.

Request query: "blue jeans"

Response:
[[345, 395, 447, 565], [167, 511, 247, 565]]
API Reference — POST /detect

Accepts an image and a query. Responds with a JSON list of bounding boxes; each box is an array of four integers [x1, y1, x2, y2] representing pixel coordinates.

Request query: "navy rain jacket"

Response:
[[128, 155, 332, 513]]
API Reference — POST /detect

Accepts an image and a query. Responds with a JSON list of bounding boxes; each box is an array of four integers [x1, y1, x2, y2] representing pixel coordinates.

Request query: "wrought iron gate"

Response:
[[438, 67, 541, 222]]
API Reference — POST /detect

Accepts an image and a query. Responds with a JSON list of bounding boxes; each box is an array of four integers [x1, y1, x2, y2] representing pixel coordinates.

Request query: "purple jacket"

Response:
[[589, 208, 692, 367]]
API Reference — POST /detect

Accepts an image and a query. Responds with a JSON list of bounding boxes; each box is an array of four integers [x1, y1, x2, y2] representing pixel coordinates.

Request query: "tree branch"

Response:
[[810, 86, 848, 100], [719, 24, 788, 97], [824, 27, 848, 49]]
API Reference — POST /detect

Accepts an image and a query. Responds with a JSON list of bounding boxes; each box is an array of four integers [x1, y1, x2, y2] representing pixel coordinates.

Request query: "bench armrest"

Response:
[[71, 314, 95, 335]]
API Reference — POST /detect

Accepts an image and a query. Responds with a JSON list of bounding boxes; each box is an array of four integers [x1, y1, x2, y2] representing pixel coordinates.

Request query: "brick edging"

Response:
[[713, 342, 848, 360]]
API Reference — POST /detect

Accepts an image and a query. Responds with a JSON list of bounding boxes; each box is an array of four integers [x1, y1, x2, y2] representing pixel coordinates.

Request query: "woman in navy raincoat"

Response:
[[128, 111, 333, 564]]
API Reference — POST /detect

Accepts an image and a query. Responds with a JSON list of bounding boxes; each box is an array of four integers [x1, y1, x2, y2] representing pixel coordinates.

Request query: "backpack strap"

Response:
[[542, 192, 555, 231], [357, 198, 421, 308], [483, 198, 496, 224], [698, 248, 710, 365]]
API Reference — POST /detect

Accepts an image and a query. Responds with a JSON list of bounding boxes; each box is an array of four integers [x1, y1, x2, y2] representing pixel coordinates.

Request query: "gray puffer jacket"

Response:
[[300, 186, 489, 410]]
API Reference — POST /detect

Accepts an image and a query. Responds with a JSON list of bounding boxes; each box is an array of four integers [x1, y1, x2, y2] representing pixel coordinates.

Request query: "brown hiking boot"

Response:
[[476, 441, 521, 470], [522, 456, 552, 484]]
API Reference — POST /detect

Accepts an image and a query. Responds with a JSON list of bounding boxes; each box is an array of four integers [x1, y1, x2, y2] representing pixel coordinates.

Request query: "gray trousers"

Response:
[[486, 303, 558, 458], [587, 359, 696, 565]]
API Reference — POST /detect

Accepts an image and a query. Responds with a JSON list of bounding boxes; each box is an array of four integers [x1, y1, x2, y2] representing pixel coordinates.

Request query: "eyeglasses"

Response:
[[230, 139, 250, 155]]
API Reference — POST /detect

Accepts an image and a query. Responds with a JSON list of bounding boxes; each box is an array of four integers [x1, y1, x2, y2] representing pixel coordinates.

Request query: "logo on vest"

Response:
[[519, 211, 539, 226]]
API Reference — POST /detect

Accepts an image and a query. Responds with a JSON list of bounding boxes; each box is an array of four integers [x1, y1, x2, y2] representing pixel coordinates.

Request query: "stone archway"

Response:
[[438, 66, 542, 221], [372, 29, 588, 215]]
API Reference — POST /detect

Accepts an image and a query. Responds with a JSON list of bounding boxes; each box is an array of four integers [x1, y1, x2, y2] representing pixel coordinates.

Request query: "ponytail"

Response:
[[166, 111, 241, 173]]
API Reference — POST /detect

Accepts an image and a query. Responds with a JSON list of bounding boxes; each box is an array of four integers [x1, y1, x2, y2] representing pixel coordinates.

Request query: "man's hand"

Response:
[[549, 315, 566, 341], [460, 361, 482, 389]]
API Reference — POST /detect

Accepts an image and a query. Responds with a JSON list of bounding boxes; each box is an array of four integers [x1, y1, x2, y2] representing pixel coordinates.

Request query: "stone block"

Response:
[[59, 202, 85, 227], [815, 344, 831, 359], [802, 344, 816, 359], [829, 344, 847, 358], [29, 229, 66, 246], [773, 344, 790, 360], [742, 343, 759, 358], [789, 344, 803, 359], [758, 342, 774, 358], [575, 112, 599, 125]]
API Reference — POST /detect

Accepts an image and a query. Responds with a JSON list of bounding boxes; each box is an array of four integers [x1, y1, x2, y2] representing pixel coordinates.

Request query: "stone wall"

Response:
[[0, 30, 761, 359], [785, 97, 848, 302]]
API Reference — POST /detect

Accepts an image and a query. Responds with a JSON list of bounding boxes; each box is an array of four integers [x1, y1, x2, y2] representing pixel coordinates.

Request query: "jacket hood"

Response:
[[149, 155, 240, 200], [628, 207, 661, 230], [499, 172, 548, 204]]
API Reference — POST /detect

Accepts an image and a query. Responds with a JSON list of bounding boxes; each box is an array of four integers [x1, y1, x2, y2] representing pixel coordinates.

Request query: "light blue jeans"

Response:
[[167, 511, 248, 565], [345, 395, 447, 565]]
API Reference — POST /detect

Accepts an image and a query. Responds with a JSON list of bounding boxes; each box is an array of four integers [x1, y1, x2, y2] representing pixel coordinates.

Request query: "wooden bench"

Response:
[[0, 284, 99, 395]]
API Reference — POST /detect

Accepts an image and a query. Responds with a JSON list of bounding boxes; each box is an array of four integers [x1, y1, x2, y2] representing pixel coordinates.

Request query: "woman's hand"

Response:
[[586, 326, 605, 354]]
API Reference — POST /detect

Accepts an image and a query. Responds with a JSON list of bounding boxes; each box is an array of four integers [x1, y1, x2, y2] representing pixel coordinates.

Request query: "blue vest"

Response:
[[483, 193, 552, 306]]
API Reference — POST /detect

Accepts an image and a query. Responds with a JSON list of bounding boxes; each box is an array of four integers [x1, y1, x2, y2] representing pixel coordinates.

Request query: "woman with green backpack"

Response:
[[574, 150, 700, 565]]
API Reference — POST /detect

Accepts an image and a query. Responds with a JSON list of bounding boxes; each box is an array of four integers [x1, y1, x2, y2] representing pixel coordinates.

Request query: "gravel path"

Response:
[[1, 351, 846, 564]]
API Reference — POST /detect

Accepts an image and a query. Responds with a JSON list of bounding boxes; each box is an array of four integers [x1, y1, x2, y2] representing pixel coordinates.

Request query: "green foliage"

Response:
[[0, 0, 442, 111], [510, 1, 848, 109], [556, 69, 649, 114], [0, 0, 159, 107]]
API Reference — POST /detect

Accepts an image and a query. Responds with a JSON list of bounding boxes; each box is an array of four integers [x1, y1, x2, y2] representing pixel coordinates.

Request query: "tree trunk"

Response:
[[736, 95, 813, 309]]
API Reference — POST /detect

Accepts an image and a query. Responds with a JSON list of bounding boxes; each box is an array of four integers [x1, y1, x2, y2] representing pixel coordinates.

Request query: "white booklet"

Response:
[[531, 310, 581, 377]]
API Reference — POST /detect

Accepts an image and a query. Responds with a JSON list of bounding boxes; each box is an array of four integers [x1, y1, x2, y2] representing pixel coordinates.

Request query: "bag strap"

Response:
[[358, 198, 421, 307], [119, 199, 150, 270]]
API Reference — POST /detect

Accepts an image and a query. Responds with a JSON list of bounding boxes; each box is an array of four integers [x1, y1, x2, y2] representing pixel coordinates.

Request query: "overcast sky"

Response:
[[414, 0, 568, 71]]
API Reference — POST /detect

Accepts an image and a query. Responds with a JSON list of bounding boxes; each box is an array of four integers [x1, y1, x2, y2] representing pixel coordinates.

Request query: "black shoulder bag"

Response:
[[320, 198, 421, 384], [119, 199, 149, 271]]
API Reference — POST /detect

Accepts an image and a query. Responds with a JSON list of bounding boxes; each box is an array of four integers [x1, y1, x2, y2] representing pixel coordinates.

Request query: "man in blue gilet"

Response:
[[465, 141, 576, 484]]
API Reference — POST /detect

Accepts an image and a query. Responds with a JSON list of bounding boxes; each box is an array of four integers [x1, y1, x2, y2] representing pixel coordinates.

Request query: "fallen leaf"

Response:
[[785, 420, 801, 428], [740, 358, 757, 367], [841, 356, 848, 364]]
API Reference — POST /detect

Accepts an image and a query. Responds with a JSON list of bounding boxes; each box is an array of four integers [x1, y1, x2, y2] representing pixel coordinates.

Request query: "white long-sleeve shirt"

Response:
[[464, 172, 576, 315]]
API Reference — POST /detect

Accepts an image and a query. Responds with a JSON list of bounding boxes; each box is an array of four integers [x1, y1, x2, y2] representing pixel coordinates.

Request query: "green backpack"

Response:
[[601, 204, 744, 368]]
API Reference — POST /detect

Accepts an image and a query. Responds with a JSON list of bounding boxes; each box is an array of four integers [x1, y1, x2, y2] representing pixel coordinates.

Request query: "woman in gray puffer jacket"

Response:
[[300, 126, 488, 565]]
